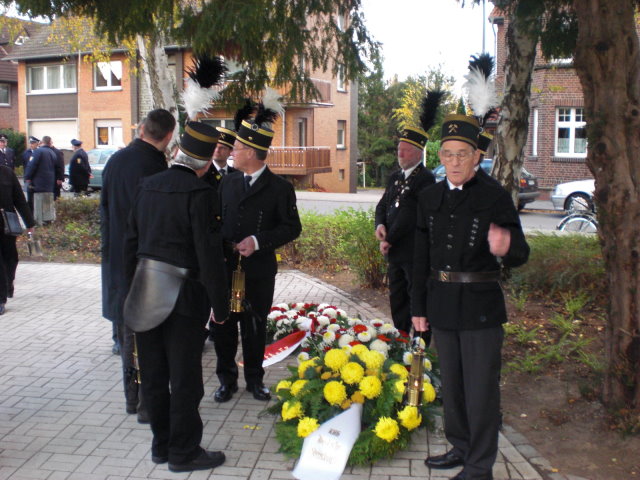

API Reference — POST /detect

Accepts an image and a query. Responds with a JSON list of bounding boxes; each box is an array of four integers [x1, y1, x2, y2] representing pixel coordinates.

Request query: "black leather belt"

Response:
[[138, 258, 199, 280], [431, 269, 501, 283]]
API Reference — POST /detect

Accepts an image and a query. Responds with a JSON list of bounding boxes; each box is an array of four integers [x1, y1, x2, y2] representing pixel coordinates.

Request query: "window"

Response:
[[0, 84, 9, 105], [298, 118, 307, 147], [337, 65, 346, 92], [94, 61, 122, 90], [339, 169, 345, 181], [532, 108, 538, 156], [556, 107, 587, 156], [27, 64, 76, 93], [337, 120, 346, 149], [96, 120, 123, 147], [202, 118, 233, 129]]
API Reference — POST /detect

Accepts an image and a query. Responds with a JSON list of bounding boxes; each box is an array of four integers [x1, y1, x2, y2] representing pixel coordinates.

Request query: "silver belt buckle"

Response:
[[439, 271, 450, 282]]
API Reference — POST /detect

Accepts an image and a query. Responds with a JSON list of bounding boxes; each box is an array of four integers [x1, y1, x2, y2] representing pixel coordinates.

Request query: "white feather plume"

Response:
[[181, 78, 222, 120], [262, 87, 285, 118], [463, 66, 498, 120]]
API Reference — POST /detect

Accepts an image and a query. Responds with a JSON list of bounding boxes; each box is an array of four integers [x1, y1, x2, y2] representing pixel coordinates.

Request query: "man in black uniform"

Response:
[[212, 114, 302, 403], [201, 126, 236, 188], [411, 114, 529, 480], [101, 109, 176, 421], [123, 122, 229, 472], [22, 137, 40, 213], [0, 134, 15, 170], [68, 139, 91, 196], [375, 126, 435, 336]]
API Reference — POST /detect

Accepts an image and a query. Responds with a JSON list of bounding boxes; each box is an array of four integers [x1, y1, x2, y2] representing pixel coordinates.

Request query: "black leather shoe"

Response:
[[451, 471, 466, 480], [425, 450, 464, 469], [214, 383, 238, 403], [247, 383, 271, 401], [151, 454, 168, 464], [168, 450, 225, 472], [0, 304, 5, 315]]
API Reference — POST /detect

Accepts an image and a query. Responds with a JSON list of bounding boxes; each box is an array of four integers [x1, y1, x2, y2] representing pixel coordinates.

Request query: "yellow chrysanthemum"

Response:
[[423, 382, 436, 403], [290, 379, 308, 396], [281, 401, 304, 421], [321, 371, 333, 380], [423, 358, 433, 371], [323, 380, 347, 406], [359, 375, 382, 399], [324, 348, 349, 372], [340, 399, 352, 410], [351, 391, 365, 404], [340, 362, 365, 385], [298, 358, 318, 378], [374, 417, 400, 442], [389, 363, 409, 380], [350, 344, 369, 359], [276, 380, 292, 392], [297, 417, 320, 438], [394, 379, 406, 395], [397, 405, 422, 431], [363, 350, 385, 371]]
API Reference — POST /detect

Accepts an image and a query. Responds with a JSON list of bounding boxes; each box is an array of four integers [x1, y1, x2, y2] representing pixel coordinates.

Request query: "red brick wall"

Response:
[[0, 84, 19, 130]]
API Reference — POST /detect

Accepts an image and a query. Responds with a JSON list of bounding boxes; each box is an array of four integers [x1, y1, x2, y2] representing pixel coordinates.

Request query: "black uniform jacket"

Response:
[[68, 149, 91, 186], [219, 167, 302, 279], [0, 166, 35, 230], [123, 165, 230, 322], [411, 172, 529, 330], [0, 147, 15, 170], [202, 165, 235, 189], [375, 163, 435, 263], [100, 139, 168, 322]]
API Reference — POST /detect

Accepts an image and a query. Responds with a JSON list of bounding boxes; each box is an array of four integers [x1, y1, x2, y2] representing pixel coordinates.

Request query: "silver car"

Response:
[[550, 179, 595, 212]]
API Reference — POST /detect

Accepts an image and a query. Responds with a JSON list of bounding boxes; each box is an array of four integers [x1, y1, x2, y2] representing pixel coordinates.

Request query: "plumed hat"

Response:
[[181, 55, 227, 121], [440, 114, 481, 148], [235, 88, 283, 153], [399, 89, 445, 149], [179, 121, 219, 160], [216, 98, 255, 148]]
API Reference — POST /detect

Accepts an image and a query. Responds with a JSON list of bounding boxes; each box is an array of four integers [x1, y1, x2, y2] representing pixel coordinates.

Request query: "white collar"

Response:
[[447, 179, 463, 191], [245, 164, 267, 186], [402, 163, 419, 179]]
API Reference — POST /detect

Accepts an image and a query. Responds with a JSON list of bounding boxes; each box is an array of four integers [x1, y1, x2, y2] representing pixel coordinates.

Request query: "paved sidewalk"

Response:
[[0, 263, 582, 480]]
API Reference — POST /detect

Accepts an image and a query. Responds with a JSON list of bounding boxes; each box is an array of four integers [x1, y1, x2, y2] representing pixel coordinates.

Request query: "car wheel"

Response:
[[61, 175, 72, 192], [564, 193, 593, 213]]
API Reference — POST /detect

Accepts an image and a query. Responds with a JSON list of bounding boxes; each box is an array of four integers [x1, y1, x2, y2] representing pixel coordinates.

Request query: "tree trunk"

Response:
[[493, 2, 540, 206], [572, 0, 640, 412]]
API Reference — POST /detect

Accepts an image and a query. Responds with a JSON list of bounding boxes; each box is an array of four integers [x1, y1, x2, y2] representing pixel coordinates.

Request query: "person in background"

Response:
[[50, 142, 64, 200], [22, 136, 40, 213], [69, 139, 91, 196], [0, 134, 15, 170], [23, 136, 57, 226], [0, 165, 35, 314]]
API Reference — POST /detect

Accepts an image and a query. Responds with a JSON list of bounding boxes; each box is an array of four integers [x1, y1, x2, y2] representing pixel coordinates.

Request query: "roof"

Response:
[[0, 19, 43, 82]]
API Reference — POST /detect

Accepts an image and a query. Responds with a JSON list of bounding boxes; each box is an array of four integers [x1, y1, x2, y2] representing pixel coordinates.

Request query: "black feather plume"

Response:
[[420, 89, 445, 133], [234, 98, 255, 132], [186, 55, 227, 89], [254, 104, 279, 127], [468, 53, 494, 80]]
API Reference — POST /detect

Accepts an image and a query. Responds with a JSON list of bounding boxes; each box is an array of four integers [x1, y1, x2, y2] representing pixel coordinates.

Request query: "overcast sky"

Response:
[[360, 0, 496, 92]]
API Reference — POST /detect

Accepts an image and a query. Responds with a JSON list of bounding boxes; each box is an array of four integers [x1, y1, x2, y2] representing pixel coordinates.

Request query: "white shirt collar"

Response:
[[447, 179, 463, 191], [403, 163, 419, 179], [245, 164, 267, 186]]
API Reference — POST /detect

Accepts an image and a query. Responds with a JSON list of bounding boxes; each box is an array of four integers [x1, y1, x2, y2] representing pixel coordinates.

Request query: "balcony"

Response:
[[267, 147, 332, 175]]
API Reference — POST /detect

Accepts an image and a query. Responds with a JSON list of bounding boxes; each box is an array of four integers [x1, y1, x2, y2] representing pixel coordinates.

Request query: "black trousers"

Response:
[[136, 310, 208, 464], [388, 261, 431, 345], [117, 322, 140, 411], [433, 326, 503, 480], [212, 275, 275, 387], [0, 234, 18, 303]]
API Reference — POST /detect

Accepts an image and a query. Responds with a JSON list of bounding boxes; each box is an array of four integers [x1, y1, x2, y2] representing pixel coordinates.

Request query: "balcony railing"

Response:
[[267, 147, 332, 175]]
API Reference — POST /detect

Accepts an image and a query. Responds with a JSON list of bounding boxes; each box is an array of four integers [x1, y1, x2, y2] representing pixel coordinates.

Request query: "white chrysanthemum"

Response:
[[414, 337, 426, 350], [379, 323, 398, 336], [268, 311, 282, 321], [317, 303, 330, 311], [285, 310, 299, 319], [297, 352, 310, 363], [423, 373, 432, 384], [367, 326, 378, 338], [294, 302, 307, 309], [341, 344, 352, 353], [403, 352, 413, 365], [348, 318, 362, 326], [296, 317, 312, 331], [369, 339, 390, 356], [338, 333, 355, 347], [357, 331, 371, 342], [423, 358, 432, 371], [322, 307, 337, 318], [370, 319, 384, 328], [322, 331, 336, 344], [336, 308, 347, 318], [327, 324, 340, 332], [278, 318, 291, 326], [317, 315, 331, 326], [275, 303, 289, 310]]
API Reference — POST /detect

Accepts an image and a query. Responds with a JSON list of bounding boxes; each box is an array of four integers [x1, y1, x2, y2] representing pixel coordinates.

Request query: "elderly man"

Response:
[[123, 121, 229, 472], [411, 114, 530, 480], [211, 113, 302, 403], [23, 136, 57, 225]]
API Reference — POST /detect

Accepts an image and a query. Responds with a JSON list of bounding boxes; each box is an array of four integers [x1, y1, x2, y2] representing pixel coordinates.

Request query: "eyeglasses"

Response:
[[441, 150, 473, 162]]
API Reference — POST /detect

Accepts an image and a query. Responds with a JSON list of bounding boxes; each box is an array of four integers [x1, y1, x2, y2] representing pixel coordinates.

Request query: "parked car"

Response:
[[432, 158, 540, 210], [62, 148, 117, 192], [550, 179, 595, 212]]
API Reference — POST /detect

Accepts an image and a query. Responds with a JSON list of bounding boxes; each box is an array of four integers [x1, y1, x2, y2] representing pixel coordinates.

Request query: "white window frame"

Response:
[[337, 120, 346, 149], [555, 107, 587, 157], [0, 83, 10, 106], [337, 65, 346, 92], [27, 64, 77, 94], [95, 119, 123, 148], [532, 108, 538, 156], [94, 61, 123, 91]]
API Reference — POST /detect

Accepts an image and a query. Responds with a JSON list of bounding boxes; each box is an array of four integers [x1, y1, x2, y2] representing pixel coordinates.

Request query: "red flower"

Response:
[[353, 324, 368, 334], [323, 346, 331, 352], [377, 334, 391, 342], [399, 330, 410, 338], [330, 318, 337, 324], [349, 341, 362, 346], [396, 338, 409, 343]]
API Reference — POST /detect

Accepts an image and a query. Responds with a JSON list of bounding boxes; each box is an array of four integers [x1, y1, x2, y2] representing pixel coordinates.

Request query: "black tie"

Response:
[[220, 169, 226, 176], [244, 175, 252, 192]]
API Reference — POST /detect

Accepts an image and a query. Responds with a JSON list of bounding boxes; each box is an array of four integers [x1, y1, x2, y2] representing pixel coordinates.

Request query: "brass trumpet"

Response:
[[405, 336, 425, 407], [230, 252, 245, 313]]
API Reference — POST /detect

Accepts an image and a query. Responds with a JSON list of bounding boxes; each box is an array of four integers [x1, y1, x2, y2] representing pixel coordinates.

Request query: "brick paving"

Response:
[[0, 263, 586, 480]]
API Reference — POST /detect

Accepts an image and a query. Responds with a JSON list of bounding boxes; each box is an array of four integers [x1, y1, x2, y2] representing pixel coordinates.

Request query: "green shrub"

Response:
[[281, 210, 341, 268], [0, 128, 26, 167]]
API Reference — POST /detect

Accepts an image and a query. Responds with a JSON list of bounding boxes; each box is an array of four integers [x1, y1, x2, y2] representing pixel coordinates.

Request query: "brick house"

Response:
[[490, 8, 592, 189], [3, 21, 357, 192]]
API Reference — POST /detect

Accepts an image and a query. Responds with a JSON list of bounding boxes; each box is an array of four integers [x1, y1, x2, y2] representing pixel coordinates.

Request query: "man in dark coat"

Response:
[[123, 122, 229, 472], [22, 137, 39, 213], [0, 135, 15, 170], [100, 109, 176, 420], [375, 126, 435, 337], [50, 142, 65, 200], [412, 114, 530, 480], [201, 126, 236, 189], [68, 139, 91, 196], [211, 116, 302, 403], [24, 136, 57, 226]]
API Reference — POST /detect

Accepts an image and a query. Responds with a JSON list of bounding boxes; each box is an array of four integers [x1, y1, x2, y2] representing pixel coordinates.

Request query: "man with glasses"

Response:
[[411, 114, 530, 480]]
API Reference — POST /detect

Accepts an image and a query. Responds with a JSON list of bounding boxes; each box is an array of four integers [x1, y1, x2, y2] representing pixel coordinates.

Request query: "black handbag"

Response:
[[1, 208, 24, 236]]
